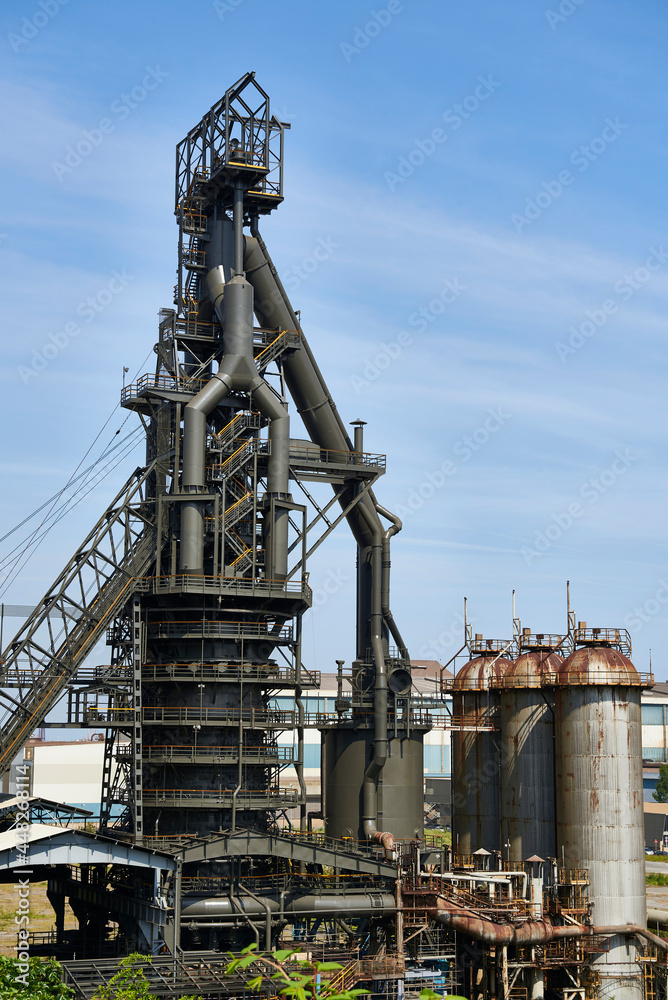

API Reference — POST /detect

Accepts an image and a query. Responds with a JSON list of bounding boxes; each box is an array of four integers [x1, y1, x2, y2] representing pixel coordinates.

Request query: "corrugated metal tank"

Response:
[[499, 643, 562, 864], [322, 728, 425, 841], [555, 639, 646, 1000], [451, 645, 512, 855]]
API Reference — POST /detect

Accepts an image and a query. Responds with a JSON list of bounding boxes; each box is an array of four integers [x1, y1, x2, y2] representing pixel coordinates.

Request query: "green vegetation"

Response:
[[0, 945, 467, 1000], [223, 946, 466, 1000], [424, 828, 452, 848], [646, 872, 668, 886], [653, 764, 668, 802], [0, 956, 74, 999], [91, 954, 201, 1000]]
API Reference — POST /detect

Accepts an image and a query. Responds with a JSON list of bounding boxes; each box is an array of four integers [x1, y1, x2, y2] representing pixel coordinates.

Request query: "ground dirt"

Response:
[[0, 880, 77, 956]]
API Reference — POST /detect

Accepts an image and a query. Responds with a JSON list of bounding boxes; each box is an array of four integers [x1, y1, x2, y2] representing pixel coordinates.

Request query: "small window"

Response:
[[642, 705, 664, 726]]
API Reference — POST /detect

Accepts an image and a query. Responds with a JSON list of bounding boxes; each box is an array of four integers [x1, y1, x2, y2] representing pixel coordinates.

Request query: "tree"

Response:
[[224, 946, 467, 1000], [91, 953, 201, 1000], [0, 956, 74, 999], [653, 764, 668, 802]]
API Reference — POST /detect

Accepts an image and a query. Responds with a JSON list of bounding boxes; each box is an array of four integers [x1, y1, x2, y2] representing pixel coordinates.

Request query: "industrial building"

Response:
[[0, 73, 666, 1000]]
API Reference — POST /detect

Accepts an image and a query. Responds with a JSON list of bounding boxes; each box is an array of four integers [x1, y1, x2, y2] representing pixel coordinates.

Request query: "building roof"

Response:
[[645, 682, 668, 701], [0, 794, 92, 819], [0, 824, 176, 870], [411, 660, 454, 680]]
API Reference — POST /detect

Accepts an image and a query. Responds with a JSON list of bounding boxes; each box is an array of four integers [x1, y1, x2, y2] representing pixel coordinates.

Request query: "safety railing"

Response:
[[142, 787, 299, 808], [137, 574, 311, 602], [123, 744, 295, 765], [288, 444, 386, 469], [137, 661, 320, 687], [145, 618, 293, 642]]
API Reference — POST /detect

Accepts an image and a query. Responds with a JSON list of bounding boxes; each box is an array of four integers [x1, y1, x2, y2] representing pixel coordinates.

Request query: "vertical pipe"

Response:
[[295, 611, 307, 834], [233, 183, 244, 275], [173, 858, 182, 962], [359, 505, 387, 839]]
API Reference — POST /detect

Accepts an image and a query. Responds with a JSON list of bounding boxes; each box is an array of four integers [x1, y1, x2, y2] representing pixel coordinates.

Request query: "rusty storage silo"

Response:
[[498, 631, 563, 864], [451, 637, 512, 855], [554, 626, 650, 1000]]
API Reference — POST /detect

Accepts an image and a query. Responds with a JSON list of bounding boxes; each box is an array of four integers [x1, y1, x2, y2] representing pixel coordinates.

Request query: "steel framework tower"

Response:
[[0, 73, 424, 952], [0, 78, 664, 999]]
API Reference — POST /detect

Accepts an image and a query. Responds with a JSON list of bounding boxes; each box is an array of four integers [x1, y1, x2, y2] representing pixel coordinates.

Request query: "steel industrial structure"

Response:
[[0, 74, 666, 999]]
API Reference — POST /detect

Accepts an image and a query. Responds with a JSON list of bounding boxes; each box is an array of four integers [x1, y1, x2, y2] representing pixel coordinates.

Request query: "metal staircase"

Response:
[[0, 463, 157, 775]]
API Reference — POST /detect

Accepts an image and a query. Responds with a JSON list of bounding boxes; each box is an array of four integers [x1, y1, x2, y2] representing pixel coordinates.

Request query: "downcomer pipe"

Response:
[[244, 227, 385, 658], [180, 264, 290, 578], [359, 502, 387, 840], [376, 501, 408, 660]]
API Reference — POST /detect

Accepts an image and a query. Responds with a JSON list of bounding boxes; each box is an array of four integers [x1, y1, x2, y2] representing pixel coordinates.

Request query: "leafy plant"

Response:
[[419, 991, 467, 1000], [225, 945, 368, 1000], [0, 956, 74, 999], [91, 953, 201, 1000], [653, 764, 668, 802], [224, 946, 467, 1000]]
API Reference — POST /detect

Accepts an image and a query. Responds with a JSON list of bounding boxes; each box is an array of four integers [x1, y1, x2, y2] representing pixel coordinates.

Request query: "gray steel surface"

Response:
[[555, 643, 646, 1000], [451, 653, 511, 854], [498, 650, 562, 862]]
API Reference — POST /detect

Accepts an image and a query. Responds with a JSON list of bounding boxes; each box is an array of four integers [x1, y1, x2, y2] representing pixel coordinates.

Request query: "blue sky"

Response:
[[1, 0, 667, 683]]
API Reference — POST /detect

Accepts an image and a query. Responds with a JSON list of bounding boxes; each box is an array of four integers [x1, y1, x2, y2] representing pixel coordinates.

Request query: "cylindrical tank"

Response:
[[322, 728, 425, 841], [451, 645, 512, 855], [555, 639, 647, 1000], [499, 643, 562, 864]]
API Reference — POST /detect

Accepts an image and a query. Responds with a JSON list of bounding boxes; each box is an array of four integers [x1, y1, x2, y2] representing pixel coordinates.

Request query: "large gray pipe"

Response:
[[359, 503, 387, 840], [180, 266, 289, 578], [376, 502, 408, 659], [244, 227, 415, 836], [244, 230, 381, 655], [181, 892, 395, 919]]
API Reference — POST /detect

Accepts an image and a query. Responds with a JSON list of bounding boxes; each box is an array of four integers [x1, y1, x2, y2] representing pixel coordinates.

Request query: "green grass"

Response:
[[424, 828, 452, 847], [646, 872, 668, 886]]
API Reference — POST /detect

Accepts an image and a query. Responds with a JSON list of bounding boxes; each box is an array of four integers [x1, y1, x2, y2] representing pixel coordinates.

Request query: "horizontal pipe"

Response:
[[181, 892, 395, 919], [431, 896, 668, 953], [648, 907, 668, 928], [422, 869, 529, 899], [594, 923, 668, 954]]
